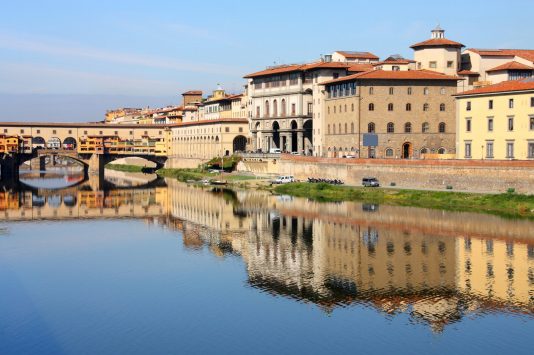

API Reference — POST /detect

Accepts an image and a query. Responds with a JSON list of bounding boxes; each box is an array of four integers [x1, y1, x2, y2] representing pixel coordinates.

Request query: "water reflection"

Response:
[[1, 178, 533, 333]]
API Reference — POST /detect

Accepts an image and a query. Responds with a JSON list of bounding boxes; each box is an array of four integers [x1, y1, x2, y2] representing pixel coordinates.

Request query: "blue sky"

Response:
[[0, 0, 532, 121]]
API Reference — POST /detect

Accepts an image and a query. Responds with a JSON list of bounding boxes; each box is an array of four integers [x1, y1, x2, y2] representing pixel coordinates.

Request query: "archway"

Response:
[[233, 135, 247, 153], [402, 142, 412, 159], [272, 121, 280, 150], [63, 137, 77, 150], [303, 120, 313, 155], [290, 120, 298, 153], [32, 136, 45, 149]]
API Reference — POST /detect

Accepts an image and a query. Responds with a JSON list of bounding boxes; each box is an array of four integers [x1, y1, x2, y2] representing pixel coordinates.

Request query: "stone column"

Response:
[[297, 131, 304, 154], [252, 133, 257, 152], [287, 134, 293, 153]]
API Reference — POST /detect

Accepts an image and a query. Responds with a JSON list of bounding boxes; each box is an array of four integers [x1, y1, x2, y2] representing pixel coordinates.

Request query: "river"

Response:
[[0, 171, 533, 354]]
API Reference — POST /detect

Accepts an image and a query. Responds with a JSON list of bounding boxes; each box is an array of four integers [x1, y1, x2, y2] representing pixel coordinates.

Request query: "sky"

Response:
[[0, 0, 532, 122]]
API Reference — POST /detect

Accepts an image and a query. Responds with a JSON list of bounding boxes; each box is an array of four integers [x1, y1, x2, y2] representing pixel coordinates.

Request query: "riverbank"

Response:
[[274, 182, 534, 219], [105, 164, 146, 173]]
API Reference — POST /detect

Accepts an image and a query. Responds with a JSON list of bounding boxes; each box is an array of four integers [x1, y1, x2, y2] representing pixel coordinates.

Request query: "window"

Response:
[[368, 122, 375, 133], [307, 103, 313, 115], [508, 117, 514, 131], [351, 122, 354, 133], [387, 122, 395, 133], [466, 118, 471, 132], [389, 87, 394, 95], [506, 142, 514, 158], [369, 103, 374, 111], [20, 129, 24, 134], [333, 73, 339, 79], [264, 101, 270, 117], [422, 122, 430, 133], [291, 103, 296, 115], [327, 106, 330, 114], [438, 122, 446, 133], [440, 103, 445, 111], [281, 99, 286, 116], [530, 116, 534, 130], [509, 98, 514, 108], [528, 142, 534, 158], [423, 103, 429, 111], [351, 103, 354, 112], [334, 106, 336, 113], [388, 103, 394, 111], [489, 100, 493, 109], [53, 130, 57, 134], [36, 129, 40, 134], [369, 87, 374, 95], [531, 97, 534, 107], [404, 122, 412, 133], [406, 103, 411, 111], [466, 101, 471, 111], [407, 87, 412, 95], [289, 73, 299, 85], [344, 123, 347, 134], [447, 61, 453, 68], [429, 61, 437, 68], [327, 124, 330, 134], [465, 142, 472, 158], [488, 118, 494, 131], [385, 148, 394, 157], [423, 87, 429, 95], [440, 87, 446, 95], [486, 142, 494, 158], [273, 100, 278, 117], [333, 125, 336, 134]]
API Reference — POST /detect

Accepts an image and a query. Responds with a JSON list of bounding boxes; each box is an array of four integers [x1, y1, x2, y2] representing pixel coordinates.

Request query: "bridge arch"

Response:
[[32, 136, 46, 149], [62, 137, 77, 150], [47, 137, 61, 149]]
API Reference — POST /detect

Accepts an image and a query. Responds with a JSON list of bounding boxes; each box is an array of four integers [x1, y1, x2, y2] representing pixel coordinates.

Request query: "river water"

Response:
[[1, 171, 533, 354]]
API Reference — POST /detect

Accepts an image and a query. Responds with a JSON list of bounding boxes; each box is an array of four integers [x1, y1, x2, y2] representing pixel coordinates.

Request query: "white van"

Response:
[[272, 176, 295, 184], [269, 148, 281, 154]]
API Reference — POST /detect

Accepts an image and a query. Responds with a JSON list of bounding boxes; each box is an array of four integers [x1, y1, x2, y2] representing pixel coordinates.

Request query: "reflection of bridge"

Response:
[[0, 122, 168, 182]]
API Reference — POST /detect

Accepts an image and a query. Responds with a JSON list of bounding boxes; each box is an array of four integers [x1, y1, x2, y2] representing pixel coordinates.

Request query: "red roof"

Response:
[[467, 49, 534, 62], [182, 90, 202, 95], [410, 38, 464, 49], [457, 70, 479, 76], [348, 64, 375, 72], [320, 69, 461, 85], [244, 61, 351, 78], [334, 51, 379, 60], [486, 61, 533, 72], [455, 79, 534, 96]]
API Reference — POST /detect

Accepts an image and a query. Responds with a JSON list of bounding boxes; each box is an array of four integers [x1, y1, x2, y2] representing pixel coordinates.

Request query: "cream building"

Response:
[[455, 79, 534, 160]]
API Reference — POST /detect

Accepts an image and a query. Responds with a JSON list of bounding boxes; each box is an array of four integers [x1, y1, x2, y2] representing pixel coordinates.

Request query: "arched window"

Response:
[[406, 103, 411, 111], [256, 106, 260, 118], [328, 106, 330, 114], [273, 99, 278, 117], [440, 103, 445, 111], [422, 122, 430, 133], [439, 122, 446, 133], [423, 103, 429, 111], [338, 123, 341, 134], [333, 124, 336, 134], [344, 123, 347, 134], [334, 106, 336, 113], [423, 87, 429, 95], [328, 124, 331, 134], [387, 122, 395, 133], [404, 122, 412, 133], [368, 122, 375, 133], [344, 104, 347, 112], [407, 87, 412, 95], [351, 103, 354, 112], [281, 99, 286, 116], [369, 103, 374, 111], [389, 87, 394, 95], [438, 147, 446, 154], [351, 122, 354, 133], [264, 100, 270, 117], [385, 148, 394, 157], [388, 103, 394, 111], [369, 87, 374, 95]]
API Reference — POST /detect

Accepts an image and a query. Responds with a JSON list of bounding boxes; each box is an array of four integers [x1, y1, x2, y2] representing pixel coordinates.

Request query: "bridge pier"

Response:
[[0, 155, 20, 182]]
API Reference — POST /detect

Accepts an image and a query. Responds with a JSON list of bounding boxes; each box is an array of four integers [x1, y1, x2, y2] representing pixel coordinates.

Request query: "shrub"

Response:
[[390, 182, 396, 187], [507, 188, 516, 194], [446, 185, 453, 190]]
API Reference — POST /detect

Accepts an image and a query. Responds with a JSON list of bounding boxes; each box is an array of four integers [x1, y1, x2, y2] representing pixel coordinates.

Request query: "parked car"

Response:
[[272, 175, 295, 184], [362, 177, 380, 187], [269, 148, 281, 154], [344, 155, 356, 158]]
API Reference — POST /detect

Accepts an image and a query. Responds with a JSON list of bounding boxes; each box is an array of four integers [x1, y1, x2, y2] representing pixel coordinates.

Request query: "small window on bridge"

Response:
[[53, 130, 56, 134], [99, 131, 103, 135], [129, 131, 133, 135], [144, 131, 148, 135], [20, 129, 24, 134], [36, 130, 40, 134], [84, 131, 88, 135], [68, 130, 72, 134], [3, 129, 7, 133], [114, 131, 118, 135]]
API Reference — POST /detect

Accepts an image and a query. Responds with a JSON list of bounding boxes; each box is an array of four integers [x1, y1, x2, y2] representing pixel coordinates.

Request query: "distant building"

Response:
[[455, 79, 534, 160]]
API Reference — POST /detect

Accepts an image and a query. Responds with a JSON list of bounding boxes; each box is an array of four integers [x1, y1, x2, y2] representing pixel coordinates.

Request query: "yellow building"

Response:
[[455, 79, 534, 160]]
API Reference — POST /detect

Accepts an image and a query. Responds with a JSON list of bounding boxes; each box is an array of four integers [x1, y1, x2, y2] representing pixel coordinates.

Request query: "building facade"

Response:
[[455, 79, 534, 160], [321, 70, 459, 158]]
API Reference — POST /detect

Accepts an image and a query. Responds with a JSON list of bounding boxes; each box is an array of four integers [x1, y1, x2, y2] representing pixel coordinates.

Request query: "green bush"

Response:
[[507, 188, 516, 194]]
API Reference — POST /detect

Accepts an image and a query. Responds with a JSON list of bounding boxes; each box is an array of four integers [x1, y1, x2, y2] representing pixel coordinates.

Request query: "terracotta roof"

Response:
[[168, 118, 248, 127], [182, 90, 202, 95], [455, 79, 534, 96], [410, 38, 464, 49], [334, 51, 379, 60], [320, 69, 461, 85], [347, 64, 374, 72], [466, 49, 534, 62], [486, 61, 533, 72], [457, 70, 479, 76], [244, 61, 351, 78]]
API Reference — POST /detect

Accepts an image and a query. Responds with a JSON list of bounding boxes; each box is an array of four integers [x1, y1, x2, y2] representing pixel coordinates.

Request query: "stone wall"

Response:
[[164, 157, 206, 169], [279, 155, 534, 194]]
